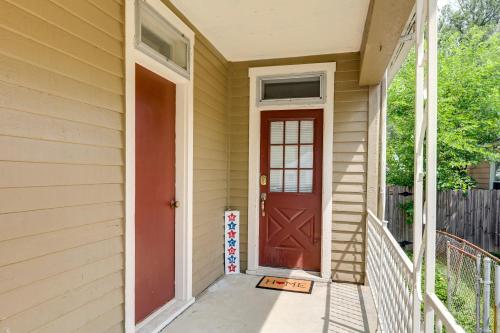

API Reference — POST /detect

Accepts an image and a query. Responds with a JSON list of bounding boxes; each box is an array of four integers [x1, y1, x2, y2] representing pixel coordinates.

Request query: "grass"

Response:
[[406, 250, 494, 333]]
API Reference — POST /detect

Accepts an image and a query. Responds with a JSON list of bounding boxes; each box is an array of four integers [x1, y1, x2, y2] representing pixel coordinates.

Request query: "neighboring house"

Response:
[[0, 0, 461, 332], [469, 161, 500, 189]]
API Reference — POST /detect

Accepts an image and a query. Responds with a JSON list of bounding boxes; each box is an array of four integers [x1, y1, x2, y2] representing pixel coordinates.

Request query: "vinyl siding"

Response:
[[468, 161, 491, 189], [228, 53, 369, 283], [0, 1, 125, 333], [160, 1, 230, 296]]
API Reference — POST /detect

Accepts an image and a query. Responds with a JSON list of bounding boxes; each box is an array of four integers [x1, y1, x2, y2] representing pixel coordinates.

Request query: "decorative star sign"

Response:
[[228, 213, 237, 222], [227, 221, 237, 230], [228, 238, 236, 247], [227, 247, 237, 255], [228, 264, 237, 272], [228, 255, 237, 264], [227, 230, 237, 238]]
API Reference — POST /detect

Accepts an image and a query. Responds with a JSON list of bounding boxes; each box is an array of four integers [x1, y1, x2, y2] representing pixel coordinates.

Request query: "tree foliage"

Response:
[[387, 2, 500, 190], [440, 0, 500, 34]]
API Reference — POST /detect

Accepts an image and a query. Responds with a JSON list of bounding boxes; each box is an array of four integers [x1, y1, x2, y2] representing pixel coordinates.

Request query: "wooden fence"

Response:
[[385, 186, 500, 253]]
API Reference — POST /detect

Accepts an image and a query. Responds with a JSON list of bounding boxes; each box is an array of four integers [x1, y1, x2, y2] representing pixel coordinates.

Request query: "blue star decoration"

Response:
[[228, 238, 236, 247], [227, 255, 237, 264], [228, 221, 237, 230]]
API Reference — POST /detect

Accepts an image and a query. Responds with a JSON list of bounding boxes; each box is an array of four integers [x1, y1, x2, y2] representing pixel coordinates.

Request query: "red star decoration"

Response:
[[227, 247, 237, 255], [227, 230, 237, 238], [228, 264, 237, 272], [228, 213, 237, 221]]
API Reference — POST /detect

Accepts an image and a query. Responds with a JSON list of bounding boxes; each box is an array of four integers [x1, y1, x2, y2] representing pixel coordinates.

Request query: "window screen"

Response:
[[136, 0, 190, 76], [259, 74, 324, 104]]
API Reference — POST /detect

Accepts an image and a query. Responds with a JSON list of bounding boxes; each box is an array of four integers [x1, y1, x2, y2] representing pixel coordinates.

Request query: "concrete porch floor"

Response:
[[163, 274, 378, 333]]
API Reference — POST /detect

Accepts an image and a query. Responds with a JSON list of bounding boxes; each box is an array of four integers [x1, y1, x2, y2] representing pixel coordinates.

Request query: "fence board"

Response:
[[385, 186, 500, 253]]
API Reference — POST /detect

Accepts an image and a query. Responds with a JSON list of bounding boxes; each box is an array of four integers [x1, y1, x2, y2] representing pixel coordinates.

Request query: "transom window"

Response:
[[135, 0, 190, 77], [257, 73, 325, 106], [269, 120, 315, 193]]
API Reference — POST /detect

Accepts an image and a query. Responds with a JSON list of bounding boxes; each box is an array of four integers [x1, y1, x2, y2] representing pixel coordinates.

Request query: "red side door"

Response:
[[259, 110, 323, 271], [135, 64, 176, 323]]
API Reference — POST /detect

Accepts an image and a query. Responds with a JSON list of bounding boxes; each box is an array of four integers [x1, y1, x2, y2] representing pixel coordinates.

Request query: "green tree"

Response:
[[440, 0, 500, 34], [387, 26, 500, 190]]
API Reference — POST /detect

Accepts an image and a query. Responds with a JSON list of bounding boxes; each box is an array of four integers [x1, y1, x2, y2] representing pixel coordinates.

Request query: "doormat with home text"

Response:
[[256, 276, 313, 294]]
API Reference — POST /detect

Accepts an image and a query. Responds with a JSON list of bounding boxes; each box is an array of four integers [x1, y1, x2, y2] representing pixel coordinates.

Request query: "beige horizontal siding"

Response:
[[468, 161, 491, 189], [228, 53, 368, 283], [0, 1, 125, 332], [161, 1, 230, 296]]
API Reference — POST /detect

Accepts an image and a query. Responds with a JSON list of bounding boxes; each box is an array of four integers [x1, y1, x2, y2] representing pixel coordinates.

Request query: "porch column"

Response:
[[424, 0, 438, 330], [367, 84, 381, 217], [413, 0, 426, 330], [378, 74, 387, 220]]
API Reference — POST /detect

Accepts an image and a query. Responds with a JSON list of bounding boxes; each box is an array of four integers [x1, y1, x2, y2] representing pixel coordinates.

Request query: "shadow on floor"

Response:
[[163, 274, 377, 333], [324, 282, 377, 332]]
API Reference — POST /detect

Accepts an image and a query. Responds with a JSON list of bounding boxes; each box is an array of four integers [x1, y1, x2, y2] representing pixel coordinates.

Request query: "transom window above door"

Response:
[[257, 73, 326, 106], [269, 120, 315, 193]]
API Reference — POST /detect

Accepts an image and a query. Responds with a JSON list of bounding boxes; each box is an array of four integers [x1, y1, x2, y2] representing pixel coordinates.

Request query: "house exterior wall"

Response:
[[160, 0, 230, 297], [468, 161, 491, 189], [0, 0, 126, 332], [228, 53, 369, 283], [0, 1, 229, 332]]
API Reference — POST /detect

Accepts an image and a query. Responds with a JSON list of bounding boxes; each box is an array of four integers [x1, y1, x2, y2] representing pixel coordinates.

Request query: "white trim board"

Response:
[[125, 1, 195, 332], [246, 62, 336, 281]]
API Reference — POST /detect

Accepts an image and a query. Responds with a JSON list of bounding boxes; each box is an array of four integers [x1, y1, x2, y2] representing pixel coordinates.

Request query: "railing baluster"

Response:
[[366, 209, 465, 333]]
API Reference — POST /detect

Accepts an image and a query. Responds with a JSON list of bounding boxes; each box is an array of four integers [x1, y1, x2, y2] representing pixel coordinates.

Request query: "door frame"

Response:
[[125, 1, 195, 332], [247, 63, 335, 281]]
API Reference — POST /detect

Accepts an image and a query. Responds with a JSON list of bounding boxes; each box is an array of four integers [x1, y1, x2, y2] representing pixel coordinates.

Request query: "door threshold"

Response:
[[247, 266, 331, 282], [135, 297, 195, 333]]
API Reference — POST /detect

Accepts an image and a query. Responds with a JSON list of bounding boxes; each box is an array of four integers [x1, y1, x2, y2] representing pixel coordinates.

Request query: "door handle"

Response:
[[260, 193, 267, 217], [170, 200, 180, 208]]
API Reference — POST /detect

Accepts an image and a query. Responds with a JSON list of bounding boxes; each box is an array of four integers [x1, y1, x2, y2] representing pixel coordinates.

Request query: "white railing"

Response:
[[366, 210, 414, 332], [366, 209, 466, 332]]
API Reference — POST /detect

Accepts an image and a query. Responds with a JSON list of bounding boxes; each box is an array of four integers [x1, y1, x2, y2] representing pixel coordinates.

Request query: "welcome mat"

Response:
[[256, 276, 314, 294]]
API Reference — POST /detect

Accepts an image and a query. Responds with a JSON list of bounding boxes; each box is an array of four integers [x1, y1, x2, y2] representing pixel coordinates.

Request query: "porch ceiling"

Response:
[[170, 0, 370, 61]]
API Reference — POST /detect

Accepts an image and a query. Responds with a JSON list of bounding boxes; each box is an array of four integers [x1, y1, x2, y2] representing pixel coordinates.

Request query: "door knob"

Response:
[[170, 200, 180, 208]]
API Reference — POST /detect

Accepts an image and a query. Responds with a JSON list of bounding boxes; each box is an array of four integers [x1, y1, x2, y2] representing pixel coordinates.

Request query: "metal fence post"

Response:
[[477, 254, 483, 333], [483, 257, 491, 333], [495, 264, 499, 333]]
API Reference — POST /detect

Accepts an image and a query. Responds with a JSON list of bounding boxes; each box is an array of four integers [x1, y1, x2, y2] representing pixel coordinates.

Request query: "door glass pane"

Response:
[[270, 121, 284, 144], [270, 146, 283, 168], [300, 145, 313, 168], [300, 121, 314, 144], [285, 121, 299, 144], [299, 170, 313, 193], [284, 146, 298, 168], [270, 170, 283, 192], [284, 170, 298, 192]]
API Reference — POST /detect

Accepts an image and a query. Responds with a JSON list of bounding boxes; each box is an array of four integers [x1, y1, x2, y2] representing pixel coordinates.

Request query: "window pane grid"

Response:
[[268, 120, 315, 193]]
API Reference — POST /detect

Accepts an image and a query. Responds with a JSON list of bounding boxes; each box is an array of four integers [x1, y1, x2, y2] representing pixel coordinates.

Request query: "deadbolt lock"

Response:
[[260, 174, 267, 186]]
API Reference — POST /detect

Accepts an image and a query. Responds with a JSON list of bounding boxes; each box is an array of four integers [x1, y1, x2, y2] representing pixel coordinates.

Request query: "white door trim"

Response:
[[125, 1, 195, 332], [246, 63, 335, 281]]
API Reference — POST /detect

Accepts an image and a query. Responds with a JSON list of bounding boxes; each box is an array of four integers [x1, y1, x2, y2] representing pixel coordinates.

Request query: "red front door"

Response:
[[135, 64, 176, 323], [259, 110, 323, 271]]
